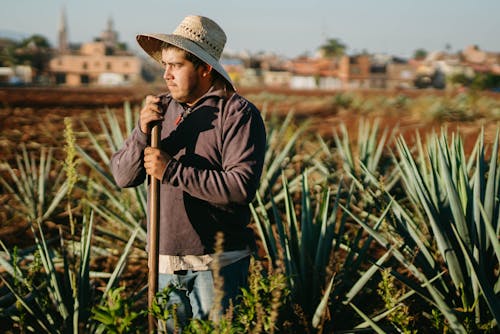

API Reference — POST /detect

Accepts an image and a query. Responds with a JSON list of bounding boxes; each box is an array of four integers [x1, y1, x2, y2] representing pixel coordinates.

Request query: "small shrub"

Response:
[[92, 286, 146, 334], [377, 269, 415, 333]]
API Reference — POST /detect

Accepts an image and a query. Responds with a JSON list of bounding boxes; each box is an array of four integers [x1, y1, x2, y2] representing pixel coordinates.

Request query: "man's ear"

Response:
[[201, 64, 213, 77]]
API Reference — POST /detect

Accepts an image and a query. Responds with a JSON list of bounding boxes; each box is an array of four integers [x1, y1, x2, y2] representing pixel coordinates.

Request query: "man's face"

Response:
[[161, 48, 205, 105]]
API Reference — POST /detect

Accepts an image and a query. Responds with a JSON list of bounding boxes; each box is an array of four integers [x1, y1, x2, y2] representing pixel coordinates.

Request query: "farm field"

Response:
[[0, 86, 499, 333], [1, 86, 499, 164]]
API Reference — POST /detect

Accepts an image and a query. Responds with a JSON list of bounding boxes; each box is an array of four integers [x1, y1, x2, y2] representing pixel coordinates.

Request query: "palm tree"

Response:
[[319, 38, 346, 58], [413, 48, 428, 60]]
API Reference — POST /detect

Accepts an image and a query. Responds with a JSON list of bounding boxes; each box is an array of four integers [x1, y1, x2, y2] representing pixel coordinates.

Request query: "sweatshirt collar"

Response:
[[184, 78, 234, 109]]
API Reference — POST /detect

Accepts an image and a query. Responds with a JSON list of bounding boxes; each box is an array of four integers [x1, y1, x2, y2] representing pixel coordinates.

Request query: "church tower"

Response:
[[58, 7, 69, 54], [101, 16, 119, 49]]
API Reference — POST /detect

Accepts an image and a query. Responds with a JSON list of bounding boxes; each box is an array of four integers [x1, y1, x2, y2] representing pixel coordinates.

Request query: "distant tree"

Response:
[[448, 71, 500, 91], [449, 72, 472, 87], [413, 48, 428, 60], [18, 34, 51, 49], [319, 38, 346, 58], [452, 72, 500, 91], [0, 38, 17, 67], [477, 73, 500, 91], [14, 34, 52, 80]]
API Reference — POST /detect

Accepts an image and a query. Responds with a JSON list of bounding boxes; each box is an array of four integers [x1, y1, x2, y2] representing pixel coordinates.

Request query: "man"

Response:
[[110, 15, 266, 328]]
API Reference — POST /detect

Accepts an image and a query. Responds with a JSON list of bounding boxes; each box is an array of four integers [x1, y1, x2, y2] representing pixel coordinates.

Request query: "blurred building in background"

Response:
[[48, 9, 141, 86], [222, 46, 500, 92], [2, 7, 499, 91], [0, 65, 32, 85]]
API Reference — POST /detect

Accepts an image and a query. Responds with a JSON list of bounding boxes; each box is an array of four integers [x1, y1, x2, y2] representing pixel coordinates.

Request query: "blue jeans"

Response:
[[158, 256, 250, 331]]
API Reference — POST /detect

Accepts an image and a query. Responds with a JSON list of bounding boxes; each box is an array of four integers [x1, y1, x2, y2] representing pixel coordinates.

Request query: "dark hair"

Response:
[[162, 43, 204, 69], [161, 43, 229, 88]]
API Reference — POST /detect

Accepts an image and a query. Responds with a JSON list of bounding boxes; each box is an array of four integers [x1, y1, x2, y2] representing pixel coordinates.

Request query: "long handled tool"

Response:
[[148, 123, 161, 332]]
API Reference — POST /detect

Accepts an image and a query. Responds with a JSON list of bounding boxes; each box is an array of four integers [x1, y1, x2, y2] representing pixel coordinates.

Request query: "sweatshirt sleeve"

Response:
[[163, 98, 266, 205], [110, 126, 149, 188]]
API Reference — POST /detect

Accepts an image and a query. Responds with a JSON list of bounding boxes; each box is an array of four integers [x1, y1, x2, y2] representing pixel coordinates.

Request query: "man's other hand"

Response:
[[144, 147, 171, 180], [140, 95, 164, 134]]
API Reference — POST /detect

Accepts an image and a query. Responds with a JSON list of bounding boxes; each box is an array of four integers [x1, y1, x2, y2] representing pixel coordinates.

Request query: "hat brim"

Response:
[[137, 33, 235, 91]]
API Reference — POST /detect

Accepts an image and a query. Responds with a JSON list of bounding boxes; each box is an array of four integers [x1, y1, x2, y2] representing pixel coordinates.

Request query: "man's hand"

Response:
[[144, 147, 171, 180], [140, 95, 164, 134]]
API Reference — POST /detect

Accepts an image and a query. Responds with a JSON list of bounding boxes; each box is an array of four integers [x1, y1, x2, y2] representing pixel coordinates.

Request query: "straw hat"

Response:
[[136, 15, 234, 90]]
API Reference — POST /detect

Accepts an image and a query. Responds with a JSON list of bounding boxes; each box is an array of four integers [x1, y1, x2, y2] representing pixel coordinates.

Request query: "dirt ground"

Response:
[[3, 86, 497, 154]]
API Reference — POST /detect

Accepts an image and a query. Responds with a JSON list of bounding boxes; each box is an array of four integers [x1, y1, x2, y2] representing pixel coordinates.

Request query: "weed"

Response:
[[92, 286, 146, 334], [377, 268, 415, 333]]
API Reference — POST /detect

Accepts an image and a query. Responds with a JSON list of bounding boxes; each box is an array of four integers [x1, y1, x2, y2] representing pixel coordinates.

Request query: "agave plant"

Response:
[[258, 107, 313, 204], [347, 128, 500, 332], [251, 169, 393, 332], [311, 119, 400, 212], [334, 118, 399, 189], [0, 111, 145, 333], [397, 129, 499, 329], [0, 211, 141, 333], [0, 211, 93, 332], [0, 145, 69, 224], [77, 103, 147, 246]]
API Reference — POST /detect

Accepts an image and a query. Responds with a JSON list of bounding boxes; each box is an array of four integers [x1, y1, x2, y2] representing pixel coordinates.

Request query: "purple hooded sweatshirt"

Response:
[[110, 86, 266, 256]]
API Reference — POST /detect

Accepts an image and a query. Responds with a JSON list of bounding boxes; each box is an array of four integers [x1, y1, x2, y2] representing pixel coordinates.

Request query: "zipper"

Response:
[[174, 107, 193, 126]]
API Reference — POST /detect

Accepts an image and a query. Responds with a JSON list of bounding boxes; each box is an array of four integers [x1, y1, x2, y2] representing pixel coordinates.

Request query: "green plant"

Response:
[[180, 257, 289, 334], [0, 128, 87, 332], [377, 268, 415, 333], [251, 169, 388, 332], [258, 108, 311, 204], [235, 257, 289, 334], [77, 103, 147, 246], [0, 212, 94, 333], [334, 119, 398, 188], [330, 92, 354, 110], [347, 128, 500, 332], [0, 245, 44, 332], [148, 285, 184, 334], [92, 287, 145, 334], [64, 117, 79, 196], [0, 211, 142, 333], [0, 144, 69, 224], [385, 95, 410, 110], [397, 129, 499, 328]]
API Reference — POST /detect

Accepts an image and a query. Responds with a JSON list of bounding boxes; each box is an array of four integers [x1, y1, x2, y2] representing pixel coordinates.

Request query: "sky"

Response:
[[1, 0, 499, 59]]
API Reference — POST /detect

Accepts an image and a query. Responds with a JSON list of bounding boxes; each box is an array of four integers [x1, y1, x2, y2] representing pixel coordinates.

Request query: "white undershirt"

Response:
[[158, 248, 251, 274]]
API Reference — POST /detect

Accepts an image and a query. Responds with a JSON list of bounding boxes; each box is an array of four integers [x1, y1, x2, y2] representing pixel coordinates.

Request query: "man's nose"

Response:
[[163, 66, 172, 80]]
